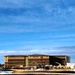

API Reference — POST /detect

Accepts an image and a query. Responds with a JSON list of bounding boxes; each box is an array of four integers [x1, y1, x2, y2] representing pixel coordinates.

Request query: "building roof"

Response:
[[4, 54, 69, 57], [4, 55, 27, 57], [4, 54, 50, 57], [50, 55, 70, 57], [28, 54, 50, 56]]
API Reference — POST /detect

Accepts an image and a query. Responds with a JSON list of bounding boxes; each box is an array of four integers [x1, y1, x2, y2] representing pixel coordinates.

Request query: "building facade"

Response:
[[4, 54, 70, 69], [49, 55, 70, 66], [4, 55, 27, 68]]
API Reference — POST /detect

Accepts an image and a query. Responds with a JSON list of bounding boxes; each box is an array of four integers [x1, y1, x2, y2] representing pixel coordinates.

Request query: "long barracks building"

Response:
[[4, 54, 70, 68]]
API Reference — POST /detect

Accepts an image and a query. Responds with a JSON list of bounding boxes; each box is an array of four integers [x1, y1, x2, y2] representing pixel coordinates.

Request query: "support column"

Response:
[[26, 57, 28, 66]]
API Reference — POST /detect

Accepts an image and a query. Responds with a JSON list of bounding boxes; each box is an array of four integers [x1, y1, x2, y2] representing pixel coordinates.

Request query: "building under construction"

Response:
[[4, 54, 70, 69]]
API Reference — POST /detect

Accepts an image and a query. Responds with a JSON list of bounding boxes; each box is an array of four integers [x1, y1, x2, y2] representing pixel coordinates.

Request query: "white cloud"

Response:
[[0, 47, 74, 56], [42, 34, 75, 39], [53, 46, 75, 55], [0, 49, 60, 55]]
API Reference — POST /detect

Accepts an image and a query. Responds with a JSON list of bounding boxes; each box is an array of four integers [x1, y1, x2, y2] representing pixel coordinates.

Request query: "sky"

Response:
[[0, 0, 75, 64]]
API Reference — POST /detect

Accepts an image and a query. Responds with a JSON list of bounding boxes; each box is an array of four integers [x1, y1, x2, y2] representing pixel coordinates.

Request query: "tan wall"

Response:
[[28, 55, 49, 66]]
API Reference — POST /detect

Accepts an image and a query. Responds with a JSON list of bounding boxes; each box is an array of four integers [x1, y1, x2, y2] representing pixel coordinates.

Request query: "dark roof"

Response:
[[4, 54, 70, 57], [50, 55, 70, 57], [4, 54, 50, 57], [4, 55, 27, 57], [28, 54, 50, 56]]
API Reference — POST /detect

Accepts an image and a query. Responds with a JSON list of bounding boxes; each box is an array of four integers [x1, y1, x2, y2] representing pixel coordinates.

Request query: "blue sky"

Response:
[[0, 0, 75, 63]]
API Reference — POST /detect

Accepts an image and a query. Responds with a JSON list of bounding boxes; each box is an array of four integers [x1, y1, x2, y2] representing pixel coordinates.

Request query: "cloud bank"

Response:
[[0, 46, 75, 56]]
